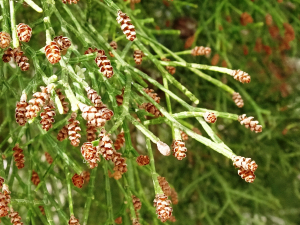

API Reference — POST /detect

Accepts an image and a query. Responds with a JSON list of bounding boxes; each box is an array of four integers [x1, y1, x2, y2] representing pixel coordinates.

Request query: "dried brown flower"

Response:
[[62, 0, 79, 4], [232, 92, 244, 108], [8, 209, 23, 225], [170, 188, 178, 205], [53, 36, 71, 51], [191, 46, 211, 56], [15, 94, 28, 126], [72, 173, 84, 188], [95, 50, 114, 78], [136, 155, 150, 166], [238, 114, 262, 133], [116, 10, 136, 41], [158, 176, 171, 196], [17, 23, 32, 42], [153, 194, 173, 222], [230, 69, 251, 83], [172, 140, 187, 160], [133, 50, 143, 65], [45, 41, 61, 64], [45, 152, 53, 164], [268, 25, 280, 39], [31, 170, 40, 186], [84, 47, 98, 55], [40, 101, 56, 131], [68, 215, 80, 225], [240, 12, 253, 26], [0, 32, 11, 49], [283, 23, 295, 42], [203, 111, 217, 123], [81, 142, 100, 169], [12, 144, 25, 169], [114, 131, 125, 150]]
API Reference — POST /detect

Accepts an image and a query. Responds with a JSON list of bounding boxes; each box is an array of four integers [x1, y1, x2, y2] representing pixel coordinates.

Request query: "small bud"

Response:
[[157, 141, 170, 156]]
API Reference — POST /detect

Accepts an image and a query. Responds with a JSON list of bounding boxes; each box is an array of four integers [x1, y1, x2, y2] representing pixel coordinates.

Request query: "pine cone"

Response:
[[180, 130, 188, 141], [56, 89, 69, 114], [172, 140, 187, 160], [136, 155, 150, 166], [68, 113, 81, 147], [240, 12, 253, 26], [112, 170, 122, 180], [283, 23, 295, 42], [112, 152, 127, 175], [31, 170, 40, 186], [84, 47, 98, 55], [95, 50, 114, 78], [99, 129, 114, 160], [238, 168, 256, 183], [170, 188, 178, 205], [82, 171, 90, 183], [45, 41, 61, 64], [238, 114, 262, 133], [26, 87, 50, 119], [232, 92, 244, 108], [15, 94, 28, 126], [140, 103, 162, 117], [57, 125, 68, 141], [109, 41, 117, 57], [81, 142, 100, 169], [114, 131, 125, 150], [162, 58, 176, 75], [116, 10, 136, 41], [133, 50, 143, 65], [265, 14, 273, 26], [62, 0, 79, 4], [12, 48, 30, 71], [144, 88, 160, 103], [2, 184, 11, 202], [45, 152, 53, 164], [232, 155, 258, 172], [0, 32, 11, 49], [132, 195, 142, 211], [72, 173, 84, 188], [78, 103, 106, 128], [40, 101, 56, 131], [68, 215, 80, 225], [116, 88, 124, 106], [17, 23, 32, 42], [8, 209, 23, 225], [2, 47, 14, 62], [203, 111, 217, 123], [53, 36, 71, 51], [12, 144, 25, 169], [211, 53, 220, 66], [230, 69, 251, 83], [0, 177, 4, 190], [86, 123, 97, 142], [0, 193, 9, 217], [85, 87, 104, 108], [158, 176, 171, 196], [153, 194, 173, 222], [191, 46, 211, 56]]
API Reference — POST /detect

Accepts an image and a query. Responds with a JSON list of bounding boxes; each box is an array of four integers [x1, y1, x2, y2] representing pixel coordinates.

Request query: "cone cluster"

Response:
[[230, 69, 251, 83], [0, 32, 11, 49], [86, 124, 97, 142], [232, 155, 258, 183], [72, 173, 84, 188], [116, 11, 136, 41], [238, 114, 262, 133], [153, 194, 173, 222], [232, 92, 244, 108], [114, 131, 125, 150], [133, 50, 143, 65], [191, 46, 211, 56], [12, 144, 25, 169], [158, 176, 171, 196], [53, 36, 71, 51], [172, 140, 187, 160], [2, 48, 30, 71], [17, 23, 32, 42], [136, 155, 150, 166]]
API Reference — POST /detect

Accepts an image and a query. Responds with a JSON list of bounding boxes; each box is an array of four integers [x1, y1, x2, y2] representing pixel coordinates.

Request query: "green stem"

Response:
[[9, 0, 18, 48], [65, 166, 74, 215], [103, 160, 115, 225], [24, 0, 42, 13]]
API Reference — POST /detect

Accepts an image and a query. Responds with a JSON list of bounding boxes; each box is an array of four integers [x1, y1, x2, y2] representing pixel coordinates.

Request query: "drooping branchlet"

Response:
[[53, 36, 71, 51], [230, 69, 251, 83], [45, 41, 61, 64], [232, 92, 244, 108], [72, 173, 84, 188], [238, 114, 262, 133], [153, 194, 173, 222], [133, 50, 143, 65], [172, 140, 187, 160], [17, 23, 32, 42], [0, 32, 11, 49], [81, 142, 100, 169], [116, 10, 136, 41], [203, 111, 217, 123], [40, 101, 56, 131], [15, 93, 28, 126], [136, 155, 150, 166], [158, 176, 171, 196], [95, 50, 114, 78], [12, 144, 25, 169], [31, 170, 40, 186], [191, 46, 211, 56], [114, 131, 125, 150]]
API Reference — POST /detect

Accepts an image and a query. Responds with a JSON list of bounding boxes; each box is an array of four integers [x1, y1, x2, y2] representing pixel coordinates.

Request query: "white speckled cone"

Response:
[[157, 141, 171, 156]]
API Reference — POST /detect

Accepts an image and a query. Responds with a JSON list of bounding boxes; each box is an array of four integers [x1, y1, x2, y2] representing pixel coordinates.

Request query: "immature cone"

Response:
[[116, 10, 136, 41], [238, 114, 262, 133], [68, 215, 80, 225], [132, 195, 142, 211], [31, 170, 40, 186], [15, 94, 28, 126], [0, 32, 11, 49], [95, 50, 114, 78], [40, 101, 56, 131], [232, 155, 258, 172], [140, 103, 162, 117], [26, 87, 50, 119], [17, 23, 32, 42], [162, 58, 176, 75], [232, 92, 244, 108], [133, 50, 143, 65], [170, 188, 178, 205], [144, 88, 160, 103], [240, 12, 253, 26], [45, 152, 53, 164], [68, 113, 81, 147], [79, 103, 106, 128], [136, 155, 150, 166], [8, 210, 23, 225], [153, 194, 173, 222], [56, 89, 69, 114], [12, 144, 25, 169], [2, 47, 14, 62], [99, 129, 114, 160], [0, 193, 9, 217], [203, 112, 217, 123], [109, 41, 118, 57], [230, 69, 251, 83], [158, 176, 171, 196], [62, 0, 79, 4], [180, 130, 188, 141], [114, 131, 125, 150], [86, 123, 97, 142], [53, 36, 71, 51], [157, 141, 171, 156], [191, 46, 211, 56], [172, 140, 187, 160], [112, 152, 127, 175], [116, 88, 124, 106], [72, 173, 84, 188], [81, 142, 100, 169], [85, 87, 104, 109], [57, 125, 68, 141], [238, 168, 256, 183], [13, 48, 30, 71], [45, 41, 61, 64]]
